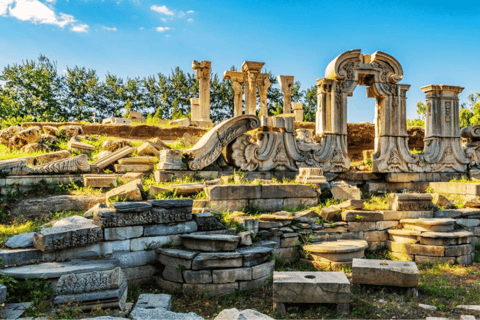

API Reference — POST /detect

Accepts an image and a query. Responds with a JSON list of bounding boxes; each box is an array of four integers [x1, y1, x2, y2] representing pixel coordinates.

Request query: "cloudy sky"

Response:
[[1, 0, 479, 122]]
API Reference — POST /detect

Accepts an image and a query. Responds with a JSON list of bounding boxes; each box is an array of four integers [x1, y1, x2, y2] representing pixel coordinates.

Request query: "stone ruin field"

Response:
[[1, 51, 480, 320]]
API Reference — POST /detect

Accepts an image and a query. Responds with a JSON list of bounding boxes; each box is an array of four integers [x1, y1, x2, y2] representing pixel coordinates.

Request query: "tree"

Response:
[[465, 93, 480, 126], [416, 101, 427, 120], [303, 85, 317, 122]]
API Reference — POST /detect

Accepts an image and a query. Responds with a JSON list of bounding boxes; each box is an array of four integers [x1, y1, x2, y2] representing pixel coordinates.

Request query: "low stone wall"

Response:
[[21, 122, 208, 140]]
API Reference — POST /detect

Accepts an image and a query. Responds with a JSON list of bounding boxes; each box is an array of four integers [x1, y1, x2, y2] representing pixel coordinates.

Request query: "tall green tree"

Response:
[[61, 66, 99, 121]]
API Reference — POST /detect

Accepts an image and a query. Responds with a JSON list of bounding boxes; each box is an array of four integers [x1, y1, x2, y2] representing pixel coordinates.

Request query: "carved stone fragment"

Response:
[[29, 154, 90, 174]]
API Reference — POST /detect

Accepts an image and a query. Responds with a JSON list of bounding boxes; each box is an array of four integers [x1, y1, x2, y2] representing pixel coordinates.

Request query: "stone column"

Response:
[[293, 102, 304, 122], [224, 70, 245, 118], [192, 60, 211, 122], [190, 98, 201, 121], [242, 61, 265, 116], [278, 75, 294, 114], [421, 84, 469, 172], [258, 75, 271, 117]]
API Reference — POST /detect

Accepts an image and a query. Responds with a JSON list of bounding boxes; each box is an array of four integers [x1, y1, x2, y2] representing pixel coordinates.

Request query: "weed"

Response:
[[175, 264, 187, 272], [161, 240, 175, 248]]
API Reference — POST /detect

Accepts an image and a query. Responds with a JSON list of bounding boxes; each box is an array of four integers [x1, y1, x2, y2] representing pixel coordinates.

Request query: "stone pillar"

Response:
[[293, 102, 303, 122], [190, 98, 201, 122], [316, 78, 334, 135], [242, 61, 265, 116], [421, 84, 469, 172], [192, 60, 211, 122], [232, 81, 243, 117], [258, 75, 271, 117], [278, 75, 294, 114]]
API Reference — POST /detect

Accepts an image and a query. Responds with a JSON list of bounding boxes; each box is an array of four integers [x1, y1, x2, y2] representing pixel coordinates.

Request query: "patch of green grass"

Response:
[[364, 194, 390, 210], [365, 246, 392, 260], [211, 210, 245, 232], [0, 144, 47, 161], [449, 176, 480, 183]]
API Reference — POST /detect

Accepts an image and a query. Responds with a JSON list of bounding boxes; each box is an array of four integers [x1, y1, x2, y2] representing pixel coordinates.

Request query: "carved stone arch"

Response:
[[316, 49, 420, 172]]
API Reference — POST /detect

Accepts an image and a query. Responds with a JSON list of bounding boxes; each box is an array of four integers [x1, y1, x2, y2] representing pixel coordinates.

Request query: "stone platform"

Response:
[[273, 271, 350, 316]]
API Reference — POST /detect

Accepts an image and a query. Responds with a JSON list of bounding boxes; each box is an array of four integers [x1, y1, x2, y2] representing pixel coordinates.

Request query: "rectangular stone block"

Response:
[[157, 248, 197, 270], [183, 270, 212, 284], [363, 231, 388, 242], [408, 244, 445, 257], [206, 185, 262, 200], [387, 241, 411, 254], [130, 235, 180, 251], [118, 157, 157, 165], [143, 221, 197, 237], [414, 255, 455, 264], [112, 250, 156, 268], [347, 222, 376, 232], [381, 211, 433, 221], [105, 179, 142, 202], [183, 282, 238, 296], [109, 240, 130, 252], [273, 271, 350, 304], [252, 199, 284, 212], [352, 258, 419, 287], [283, 197, 318, 209], [376, 221, 399, 230], [83, 174, 117, 188], [209, 200, 248, 212], [104, 226, 144, 240], [281, 237, 299, 248], [55, 242, 113, 261], [93, 207, 192, 228], [444, 244, 473, 257], [192, 252, 243, 270], [238, 274, 271, 291], [261, 184, 317, 199], [388, 193, 434, 211], [163, 266, 184, 283], [342, 210, 383, 222], [114, 164, 153, 173], [212, 268, 251, 284], [0, 248, 52, 267], [252, 261, 275, 280], [273, 247, 300, 262]]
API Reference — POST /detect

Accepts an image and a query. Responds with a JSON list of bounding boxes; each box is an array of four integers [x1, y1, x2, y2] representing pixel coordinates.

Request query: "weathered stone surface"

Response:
[[55, 283, 127, 311], [93, 207, 192, 228], [432, 193, 454, 209], [104, 226, 144, 240], [158, 149, 184, 170], [464, 198, 480, 208], [17, 126, 41, 144], [388, 193, 434, 211], [342, 210, 383, 222], [0, 248, 51, 267], [0, 284, 6, 303], [212, 268, 251, 284], [33, 216, 103, 252], [331, 182, 362, 200], [387, 229, 421, 243], [352, 259, 419, 287], [304, 240, 368, 262], [273, 271, 350, 304], [92, 146, 134, 170], [12, 194, 104, 218], [122, 265, 156, 282], [281, 237, 299, 248], [54, 242, 113, 261], [409, 244, 445, 256], [118, 156, 157, 165], [0, 259, 118, 279], [347, 222, 376, 232], [34, 150, 70, 165], [163, 266, 184, 283], [435, 209, 463, 218], [130, 307, 203, 320], [114, 164, 153, 173], [180, 234, 240, 252], [252, 261, 275, 280], [56, 266, 125, 294], [0, 302, 31, 320], [157, 248, 197, 269], [239, 274, 271, 291], [130, 235, 180, 251], [261, 184, 318, 199], [137, 142, 160, 156], [106, 179, 143, 202], [375, 221, 399, 230], [194, 213, 226, 231], [455, 305, 480, 317], [68, 140, 95, 152], [401, 218, 455, 232], [363, 231, 388, 242], [149, 198, 194, 208], [237, 246, 274, 267], [183, 282, 238, 296], [113, 202, 152, 213], [192, 252, 243, 270], [183, 270, 212, 284], [112, 250, 155, 268], [456, 219, 480, 227], [207, 185, 262, 200], [420, 231, 473, 246], [215, 308, 274, 320], [84, 174, 118, 188], [144, 221, 198, 237], [5, 232, 35, 249], [444, 244, 474, 257], [382, 210, 433, 221], [232, 215, 259, 233]]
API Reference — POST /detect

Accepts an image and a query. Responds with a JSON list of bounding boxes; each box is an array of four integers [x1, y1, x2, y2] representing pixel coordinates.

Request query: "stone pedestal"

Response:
[[293, 102, 304, 122], [422, 85, 469, 172]]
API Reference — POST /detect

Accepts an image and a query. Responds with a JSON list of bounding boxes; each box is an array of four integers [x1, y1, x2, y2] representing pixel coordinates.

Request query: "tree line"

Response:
[[0, 55, 317, 128]]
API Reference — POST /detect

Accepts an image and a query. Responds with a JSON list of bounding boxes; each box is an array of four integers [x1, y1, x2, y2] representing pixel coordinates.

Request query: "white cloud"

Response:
[[102, 26, 117, 32], [1, 0, 87, 32], [71, 23, 88, 33], [186, 10, 194, 14], [155, 26, 170, 32], [187, 18, 193, 22], [160, 17, 166, 22], [150, 5, 174, 16]]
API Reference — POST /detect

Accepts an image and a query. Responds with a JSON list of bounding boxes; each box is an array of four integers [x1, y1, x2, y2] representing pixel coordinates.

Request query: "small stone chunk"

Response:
[[5, 232, 35, 249], [331, 182, 362, 200], [106, 179, 143, 202], [135, 293, 172, 310], [137, 142, 160, 156]]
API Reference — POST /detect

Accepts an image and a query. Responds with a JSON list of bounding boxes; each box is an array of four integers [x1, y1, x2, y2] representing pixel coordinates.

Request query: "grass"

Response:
[[0, 144, 47, 161], [449, 176, 480, 183], [363, 194, 390, 210]]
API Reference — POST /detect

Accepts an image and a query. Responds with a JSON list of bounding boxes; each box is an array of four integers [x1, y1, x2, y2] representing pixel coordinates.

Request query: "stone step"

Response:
[[179, 234, 241, 252], [401, 218, 455, 232], [0, 259, 118, 279], [420, 230, 474, 246], [387, 229, 421, 243], [303, 240, 368, 262]]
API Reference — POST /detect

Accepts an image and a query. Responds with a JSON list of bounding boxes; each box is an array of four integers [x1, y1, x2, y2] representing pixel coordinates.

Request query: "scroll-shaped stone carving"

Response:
[[461, 125, 480, 148], [29, 154, 90, 174], [184, 115, 260, 170]]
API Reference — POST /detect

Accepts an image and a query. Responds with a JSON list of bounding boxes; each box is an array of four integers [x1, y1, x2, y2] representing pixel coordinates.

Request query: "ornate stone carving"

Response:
[[29, 154, 90, 174], [184, 115, 260, 170]]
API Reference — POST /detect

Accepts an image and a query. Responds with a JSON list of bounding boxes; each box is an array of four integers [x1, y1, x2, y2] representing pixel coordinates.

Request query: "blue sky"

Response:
[[1, 0, 479, 122]]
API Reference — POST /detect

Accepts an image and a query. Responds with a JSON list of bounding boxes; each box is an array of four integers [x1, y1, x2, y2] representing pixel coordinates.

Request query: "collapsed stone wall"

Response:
[[295, 121, 425, 162]]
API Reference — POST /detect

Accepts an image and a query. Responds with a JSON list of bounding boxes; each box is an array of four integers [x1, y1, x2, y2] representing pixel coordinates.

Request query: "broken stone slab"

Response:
[[55, 282, 127, 311], [0, 248, 54, 268], [183, 270, 213, 284], [168, 183, 205, 195], [401, 218, 456, 232], [118, 156, 157, 164], [93, 207, 192, 228], [112, 201, 152, 213], [143, 221, 198, 236], [252, 261, 275, 280], [261, 184, 318, 199], [149, 198, 194, 208], [183, 282, 238, 296], [194, 213, 226, 231], [33, 216, 103, 252], [135, 293, 172, 310], [92, 146, 135, 170], [104, 226, 144, 241], [130, 307, 204, 320], [68, 140, 95, 152], [432, 193, 454, 209], [106, 179, 143, 202], [464, 198, 480, 208], [342, 210, 384, 222], [1, 259, 118, 279], [303, 240, 369, 262], [236, 246, 274, 267], [56, 266, 125, 295], [331, 182, 362, 200], [180, 234, 240, 252], [137, 142, 160, 156], [112, 250, 155, 268], [388, 193, 434, 211], [5, 232, 35, 249], [435, 209, 463, 218], [206, 185, 262, 200], [455, 305, 480, 316], [158, 149, 184, 170], [0, 302, 32, 320], [192, 252, 243, 270], [352, 258, 419, 287], [215, 308, 274, 320], [156, 248, 198, 269], [114, 164, 153, 173], [212, 268, 251, 284], [84, 174, 118, 188], [34, 150, 70, 165], [29, 154, 91, 174], [17, 126, 41, 144]]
